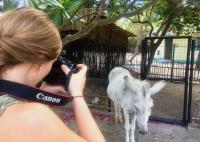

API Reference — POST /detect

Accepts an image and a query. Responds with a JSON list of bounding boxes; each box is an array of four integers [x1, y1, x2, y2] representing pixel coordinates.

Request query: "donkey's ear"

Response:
[[147, 80, 166, 96], [134, 103, 141, 114]]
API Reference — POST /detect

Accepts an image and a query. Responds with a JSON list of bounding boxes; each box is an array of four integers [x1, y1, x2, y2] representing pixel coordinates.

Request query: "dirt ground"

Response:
[[98, 120, 200, 142], [53, 107, 200, 142]]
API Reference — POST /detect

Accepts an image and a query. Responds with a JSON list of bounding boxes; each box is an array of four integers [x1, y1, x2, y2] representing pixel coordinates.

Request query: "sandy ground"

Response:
[[53, 107, 200, 142]]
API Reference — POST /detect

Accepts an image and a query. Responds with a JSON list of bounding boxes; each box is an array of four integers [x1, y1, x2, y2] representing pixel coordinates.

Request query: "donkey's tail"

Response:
[[147, 80, 166, 96]]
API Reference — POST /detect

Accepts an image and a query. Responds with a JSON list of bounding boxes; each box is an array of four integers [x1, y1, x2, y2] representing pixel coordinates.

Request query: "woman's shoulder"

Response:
[[0, 102, 86, 142], [1, 102, 63, 126], [2, 102, 51, 116], [0, 103, 81, 142]]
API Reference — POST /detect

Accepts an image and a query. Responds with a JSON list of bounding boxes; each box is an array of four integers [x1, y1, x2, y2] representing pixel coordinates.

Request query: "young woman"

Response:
[[0, 7, 106, 142]]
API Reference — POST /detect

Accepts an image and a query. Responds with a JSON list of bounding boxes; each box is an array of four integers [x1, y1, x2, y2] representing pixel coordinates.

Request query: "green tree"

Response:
[[27, 0, 156, 45], [144, 0, 200, 74], [2, 0, 156, 45], [28, 0, 92, 29], [116, 0, 200, 73], [3, 0, 200, 74]]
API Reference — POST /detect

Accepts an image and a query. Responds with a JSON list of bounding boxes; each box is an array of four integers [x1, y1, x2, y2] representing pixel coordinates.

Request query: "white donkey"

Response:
[[107, 67, 166, 142]]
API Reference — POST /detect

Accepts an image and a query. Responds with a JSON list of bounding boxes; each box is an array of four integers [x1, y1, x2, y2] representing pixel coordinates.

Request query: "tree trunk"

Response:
[[144, 16, 172, 76], [196, 51, 200, 70], [129, 25, 145, 63], [164, 38, 173, 60], [146, 47, 157, 77]]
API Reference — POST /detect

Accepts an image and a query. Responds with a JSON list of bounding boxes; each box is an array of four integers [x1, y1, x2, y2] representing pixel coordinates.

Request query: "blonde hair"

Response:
[[0, 7, 62, 71]]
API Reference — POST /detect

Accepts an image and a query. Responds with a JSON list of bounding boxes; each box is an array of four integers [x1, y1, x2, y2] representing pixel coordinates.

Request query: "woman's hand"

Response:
[[61, 64, 87, 97]]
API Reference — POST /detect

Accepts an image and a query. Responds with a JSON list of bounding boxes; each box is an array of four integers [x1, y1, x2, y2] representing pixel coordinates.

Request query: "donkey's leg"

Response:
[[114, 103, 119, 123], [118, 106, 123, 123], [130, 114, 137, 142], [123, 109, 130, 142]]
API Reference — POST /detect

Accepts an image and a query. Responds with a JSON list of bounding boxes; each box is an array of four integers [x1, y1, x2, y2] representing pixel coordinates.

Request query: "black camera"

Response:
[[43, 57, 79, 88]]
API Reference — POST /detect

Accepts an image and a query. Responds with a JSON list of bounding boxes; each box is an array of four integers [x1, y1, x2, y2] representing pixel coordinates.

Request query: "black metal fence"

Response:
[[134, 36, 199, 125], [138, 37, 192, 124]]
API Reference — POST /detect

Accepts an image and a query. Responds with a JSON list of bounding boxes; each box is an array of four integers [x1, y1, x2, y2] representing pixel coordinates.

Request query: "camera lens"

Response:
[[43, 57, 77, 86]]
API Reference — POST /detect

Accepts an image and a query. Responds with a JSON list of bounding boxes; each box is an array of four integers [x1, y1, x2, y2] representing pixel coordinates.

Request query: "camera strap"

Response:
[[0, 80, 73, 106]]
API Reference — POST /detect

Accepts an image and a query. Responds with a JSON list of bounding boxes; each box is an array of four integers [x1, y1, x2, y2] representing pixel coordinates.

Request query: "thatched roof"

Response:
[[62, 23, 134, 47], [87, 23, 134, 46]]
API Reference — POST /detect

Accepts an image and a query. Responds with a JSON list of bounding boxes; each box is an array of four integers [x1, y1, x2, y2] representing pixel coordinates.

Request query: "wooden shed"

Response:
[[62, 23, 134, 78]]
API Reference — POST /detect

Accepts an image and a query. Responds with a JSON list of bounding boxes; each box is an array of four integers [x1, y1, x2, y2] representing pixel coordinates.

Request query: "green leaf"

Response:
[[51, 12, 63, 27], [41, 0, 64, 9], [3, 0, 18, 11], [28, 0, 40, 9]]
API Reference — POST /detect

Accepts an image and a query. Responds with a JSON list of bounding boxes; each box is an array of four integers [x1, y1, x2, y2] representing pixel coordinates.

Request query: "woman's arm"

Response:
[[62, 64, 106, 142], [39, 64, 106, 142], [72, 97, 106, 142]]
